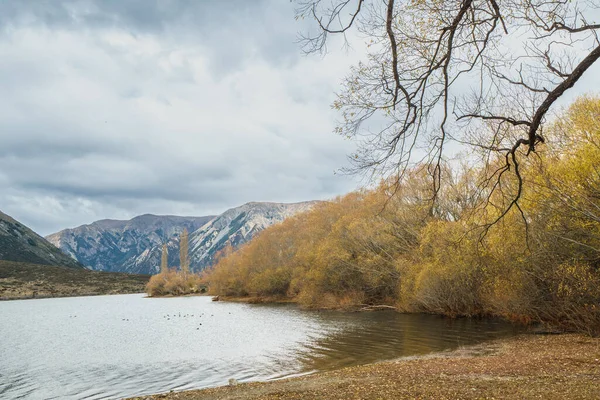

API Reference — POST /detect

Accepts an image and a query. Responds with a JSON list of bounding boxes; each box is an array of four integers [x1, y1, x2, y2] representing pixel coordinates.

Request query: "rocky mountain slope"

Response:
[[0, 210, 83, 268], [189, 201, 318, 270], [47, 214, 213, 274], [47, 201, 318, 274]]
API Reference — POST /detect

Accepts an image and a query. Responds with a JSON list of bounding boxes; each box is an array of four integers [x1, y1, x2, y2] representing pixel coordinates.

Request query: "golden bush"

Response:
[[201, 96, 600, 334]]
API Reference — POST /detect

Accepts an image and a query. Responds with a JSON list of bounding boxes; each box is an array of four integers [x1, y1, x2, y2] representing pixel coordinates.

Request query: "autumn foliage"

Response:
[[146, 229, 206, 296], [204, 97, 600, 335], [146, 268, 205, 297]]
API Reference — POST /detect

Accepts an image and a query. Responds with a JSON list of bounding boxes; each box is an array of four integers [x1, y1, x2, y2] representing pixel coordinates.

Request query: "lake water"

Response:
[[0, 294, 521, 399]]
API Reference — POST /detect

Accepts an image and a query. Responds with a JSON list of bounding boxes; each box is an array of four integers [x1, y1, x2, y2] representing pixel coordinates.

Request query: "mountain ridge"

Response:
[[47, 214, 214, 273], [47, 201, 319, 274]]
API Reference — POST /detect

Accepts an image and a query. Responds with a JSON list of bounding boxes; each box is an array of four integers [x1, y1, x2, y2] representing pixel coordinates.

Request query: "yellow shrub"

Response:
[[146, 269, 205, 297]]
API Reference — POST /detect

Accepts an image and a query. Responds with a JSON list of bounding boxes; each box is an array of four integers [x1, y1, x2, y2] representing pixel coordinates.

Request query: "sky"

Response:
[[0, 0, 364, 236], [2, 1, 600, 237]]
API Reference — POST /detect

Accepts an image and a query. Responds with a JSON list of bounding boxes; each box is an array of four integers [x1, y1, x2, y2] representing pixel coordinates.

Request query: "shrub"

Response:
[[200, 96, 600, 335], [146, 269, 205, 297]]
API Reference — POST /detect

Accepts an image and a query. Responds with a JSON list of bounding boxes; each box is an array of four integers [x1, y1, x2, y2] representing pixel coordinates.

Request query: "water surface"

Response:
[[0, 294, 521, 399]]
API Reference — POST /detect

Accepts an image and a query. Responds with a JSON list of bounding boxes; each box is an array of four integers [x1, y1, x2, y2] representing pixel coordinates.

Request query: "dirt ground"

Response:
[[129, 333, 600, 400]]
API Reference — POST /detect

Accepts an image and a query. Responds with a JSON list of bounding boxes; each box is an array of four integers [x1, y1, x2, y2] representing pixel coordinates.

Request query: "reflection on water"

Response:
[[291, 310, 519, 372], [0, 294, 521, 400]]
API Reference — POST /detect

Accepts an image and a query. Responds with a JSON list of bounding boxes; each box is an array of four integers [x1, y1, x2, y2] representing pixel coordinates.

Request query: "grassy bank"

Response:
[[129, 334, 599, 400], [0, 260, 150, 300]]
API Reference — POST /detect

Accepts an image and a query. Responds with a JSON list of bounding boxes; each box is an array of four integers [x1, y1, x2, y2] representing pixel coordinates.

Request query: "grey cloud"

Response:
[[0, 0, 360, 236], [0, 0, 302, 73], [0, 1, 263, 33]]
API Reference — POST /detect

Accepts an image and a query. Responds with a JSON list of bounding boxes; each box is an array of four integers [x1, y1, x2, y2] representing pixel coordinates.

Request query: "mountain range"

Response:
[[46, 214, 213, 274], [47, 201, 317, 274]]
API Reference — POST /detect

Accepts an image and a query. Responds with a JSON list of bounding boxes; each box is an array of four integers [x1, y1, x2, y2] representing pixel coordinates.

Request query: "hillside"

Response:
[[0, 260, 149, 300], [0, 210, 83, 269], [47, 214, 214, 274], [189, 201, 319, 271]]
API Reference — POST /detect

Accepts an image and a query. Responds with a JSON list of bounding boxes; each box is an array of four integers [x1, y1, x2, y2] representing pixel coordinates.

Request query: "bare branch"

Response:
[[527, 44, 600, 154], [297, 0, 600, 227]]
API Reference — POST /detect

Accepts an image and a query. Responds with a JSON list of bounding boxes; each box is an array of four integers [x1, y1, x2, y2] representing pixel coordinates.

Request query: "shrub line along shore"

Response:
[[128, 333, 600, 400], [193, 98, 600, 336]]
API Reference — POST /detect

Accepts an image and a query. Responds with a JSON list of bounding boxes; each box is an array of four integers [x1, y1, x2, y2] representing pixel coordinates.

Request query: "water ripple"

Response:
[[0, 294, 521, 399]]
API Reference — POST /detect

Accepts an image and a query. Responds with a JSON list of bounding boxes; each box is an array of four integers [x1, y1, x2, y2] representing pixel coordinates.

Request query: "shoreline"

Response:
[[128, 333, 600, 400], [214, 295, 297, 304]]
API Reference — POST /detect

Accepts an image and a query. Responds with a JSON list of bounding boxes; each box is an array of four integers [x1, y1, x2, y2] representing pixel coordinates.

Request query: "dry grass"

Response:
[[0, 260, 149, 300], [128, 334, 600, 400]]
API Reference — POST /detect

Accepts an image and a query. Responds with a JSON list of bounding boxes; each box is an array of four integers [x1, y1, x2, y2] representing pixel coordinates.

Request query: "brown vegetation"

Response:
[[146, 269, 206, 297], [205, 97, 600, 335], [0, 260, 149, 300], [147, 231, 206, 297]]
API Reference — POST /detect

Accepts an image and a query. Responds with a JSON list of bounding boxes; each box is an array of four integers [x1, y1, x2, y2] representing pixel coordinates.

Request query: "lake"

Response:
[[0, 294, 521, 399]]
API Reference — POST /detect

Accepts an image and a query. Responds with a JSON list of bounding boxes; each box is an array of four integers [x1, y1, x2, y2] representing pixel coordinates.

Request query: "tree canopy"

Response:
[[204, 96, 600, 335], [297, 0, 600, 215]]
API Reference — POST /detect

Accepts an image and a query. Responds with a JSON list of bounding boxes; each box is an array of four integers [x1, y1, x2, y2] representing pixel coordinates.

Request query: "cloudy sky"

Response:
[[0, 0, 365, 235]]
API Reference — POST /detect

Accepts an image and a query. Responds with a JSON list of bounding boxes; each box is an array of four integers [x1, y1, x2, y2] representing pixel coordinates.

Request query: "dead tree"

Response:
[[160, 244, 168, 274], [180, 228, 190, 274]]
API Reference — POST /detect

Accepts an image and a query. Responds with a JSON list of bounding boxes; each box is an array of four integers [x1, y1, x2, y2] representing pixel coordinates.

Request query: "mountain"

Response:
[[47, 201, 318, 274], [189, 201, 318, 270], [46, 214, 214, 274], [0, 210, 83, 268]]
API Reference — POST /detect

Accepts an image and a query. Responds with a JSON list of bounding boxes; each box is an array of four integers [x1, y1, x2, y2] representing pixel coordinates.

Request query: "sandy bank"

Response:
[[129, 333, 599, 400]]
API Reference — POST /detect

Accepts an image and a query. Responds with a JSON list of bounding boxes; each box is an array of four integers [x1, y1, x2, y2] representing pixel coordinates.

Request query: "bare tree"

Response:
[[160, 244, 168, 274], [180, 228, 190, 274], [296, 0, 600, 220]]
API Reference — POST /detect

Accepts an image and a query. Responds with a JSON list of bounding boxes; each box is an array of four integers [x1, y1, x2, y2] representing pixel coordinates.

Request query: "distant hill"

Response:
[[46, 214, 214, 274], [0, 260, 148, 300], [47, 202, 319, 274], [190, 201, 318, 270], [0, 210, 83, 268]]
